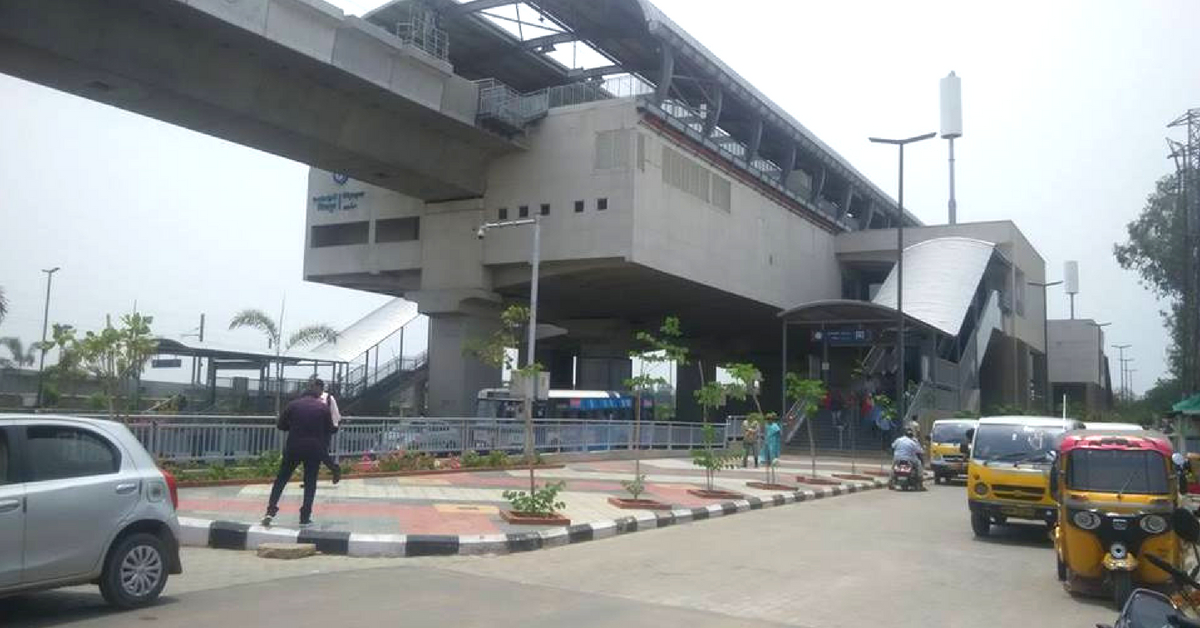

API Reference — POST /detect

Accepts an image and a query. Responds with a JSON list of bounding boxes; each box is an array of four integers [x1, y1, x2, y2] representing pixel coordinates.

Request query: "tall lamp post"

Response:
[[1112, 344, 1131, 401], [870, 132, 936, 424], [36, 266, 61, 408], [476, 217, 541, 493], [1029, 279, 1062, 413]]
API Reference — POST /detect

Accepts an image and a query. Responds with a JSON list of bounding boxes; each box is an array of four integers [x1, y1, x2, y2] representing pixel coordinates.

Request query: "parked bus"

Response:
[[475, 388, 654, 421]]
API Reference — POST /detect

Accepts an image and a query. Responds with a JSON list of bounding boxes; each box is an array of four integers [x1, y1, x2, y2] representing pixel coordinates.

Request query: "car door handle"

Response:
[[0, 498, 21, 513], [115, 482, 139, 495]]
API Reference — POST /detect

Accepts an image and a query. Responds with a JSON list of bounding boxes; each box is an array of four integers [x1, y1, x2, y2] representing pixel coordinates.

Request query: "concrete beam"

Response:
[[567, 65, 625, 80], [520, 31, 579, 50], [0, 0, 518, 201]]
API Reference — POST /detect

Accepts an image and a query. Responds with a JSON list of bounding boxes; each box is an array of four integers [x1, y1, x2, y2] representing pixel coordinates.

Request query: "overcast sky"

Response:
[[1, 0, 1197, 392]]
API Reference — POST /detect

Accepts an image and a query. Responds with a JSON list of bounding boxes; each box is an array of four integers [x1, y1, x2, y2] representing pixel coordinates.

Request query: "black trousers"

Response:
[[266, 450, 321, 521]]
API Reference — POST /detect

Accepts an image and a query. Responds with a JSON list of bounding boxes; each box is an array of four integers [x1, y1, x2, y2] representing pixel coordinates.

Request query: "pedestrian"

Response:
[[829, 390, 845, 427], [261, 379, 335, 527], [312, 377, 342, 485], [742, 420, 760, 468]]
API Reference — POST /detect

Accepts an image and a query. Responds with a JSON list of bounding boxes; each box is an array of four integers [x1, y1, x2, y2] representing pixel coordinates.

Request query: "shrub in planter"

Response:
[[486, 450, 511, 468], [502, 480, 566, 516], [462, 450, 485, 468]]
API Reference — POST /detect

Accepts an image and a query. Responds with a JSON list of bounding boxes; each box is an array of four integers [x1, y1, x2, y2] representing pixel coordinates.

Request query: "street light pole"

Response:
[[1112, 344, 1131, 401], [36, 266, 61, 409], [1030, 280, 1063, 413], [870, 132, 936, 424], [476, 217, 540, 493]]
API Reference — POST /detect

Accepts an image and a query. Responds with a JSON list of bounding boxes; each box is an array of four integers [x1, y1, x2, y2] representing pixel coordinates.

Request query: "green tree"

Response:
[[785, 373, 826, 479], [625, 316, 689, 489], [724, 363, 783, 484], [691, 374, 733, 492], [53, 314, 156, 419], [0, 337, 36, 369], [465, 305, 543, 495], [1114, 172, 1191, 384], [42, 323, 87, 406]]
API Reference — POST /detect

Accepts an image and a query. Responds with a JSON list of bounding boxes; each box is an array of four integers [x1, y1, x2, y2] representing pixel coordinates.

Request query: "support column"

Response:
[[426, 314, 501, 417], [676, 359, 717, 422], [535, 347, 575, 390], [702, 88, 723, 138], [779, 145, 797, 184], [654, 44, 675, 104], [747, 119, 764, 165]]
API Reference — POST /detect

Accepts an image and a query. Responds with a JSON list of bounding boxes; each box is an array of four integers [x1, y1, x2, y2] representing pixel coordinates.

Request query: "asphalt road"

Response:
[[3, 482, 1117, 628]]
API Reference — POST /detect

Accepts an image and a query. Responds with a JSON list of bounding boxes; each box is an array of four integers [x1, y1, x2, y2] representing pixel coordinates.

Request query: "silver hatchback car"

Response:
[[0, 415, 182, 608]]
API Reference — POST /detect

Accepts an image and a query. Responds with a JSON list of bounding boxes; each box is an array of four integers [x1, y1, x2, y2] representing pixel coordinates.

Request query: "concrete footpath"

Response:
[[177, 454, 901, 557]]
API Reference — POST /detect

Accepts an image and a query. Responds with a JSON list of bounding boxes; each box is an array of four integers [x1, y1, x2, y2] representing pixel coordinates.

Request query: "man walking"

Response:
[[262, 380, 334, 527]]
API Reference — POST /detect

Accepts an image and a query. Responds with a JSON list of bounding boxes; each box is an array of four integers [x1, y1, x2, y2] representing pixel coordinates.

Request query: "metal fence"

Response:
[[122, 416, 721, 463]]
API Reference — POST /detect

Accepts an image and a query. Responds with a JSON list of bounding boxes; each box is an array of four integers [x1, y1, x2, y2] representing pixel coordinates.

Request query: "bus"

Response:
[[475, 388, 655, 421]]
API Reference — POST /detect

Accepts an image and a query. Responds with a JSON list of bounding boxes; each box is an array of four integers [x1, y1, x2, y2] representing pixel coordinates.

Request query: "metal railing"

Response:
[[122, 416, 719, 463], [343, 352, 427, 400]]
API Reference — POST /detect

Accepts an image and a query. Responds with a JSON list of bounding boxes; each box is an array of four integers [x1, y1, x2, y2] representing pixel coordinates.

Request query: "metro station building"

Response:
[[297, 0, 1074, 424]]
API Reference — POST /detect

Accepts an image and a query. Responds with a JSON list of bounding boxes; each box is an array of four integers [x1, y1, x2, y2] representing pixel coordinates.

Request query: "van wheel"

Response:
[[971, 512, 991, 537], [1112, 571, 1132, 609], [1056, 556, 1067, 581], [99, 533, 168, 609]]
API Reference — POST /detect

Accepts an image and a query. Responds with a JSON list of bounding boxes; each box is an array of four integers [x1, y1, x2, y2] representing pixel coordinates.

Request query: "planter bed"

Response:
[[686, 488, 744, 500], [745, 481, 798, 491], [174, 463, 564, 489], [794, 476, 841, 486], [500, 510, 571, 526], [831, 473, 875, 481], [606, 497, 673, 511]]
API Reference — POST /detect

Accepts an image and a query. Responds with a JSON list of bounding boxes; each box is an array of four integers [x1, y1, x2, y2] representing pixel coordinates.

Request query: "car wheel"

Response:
[[100, 533, 169, 609], [971, 512, 990, 537]]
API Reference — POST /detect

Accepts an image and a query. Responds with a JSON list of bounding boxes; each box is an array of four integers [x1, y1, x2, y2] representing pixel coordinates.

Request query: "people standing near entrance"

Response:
[[761, 415, 784, 467], [262, 380, 335, 527], [742, 421, 760, 468], [312, 377, 342, 485], [829, 390, 845, 427]]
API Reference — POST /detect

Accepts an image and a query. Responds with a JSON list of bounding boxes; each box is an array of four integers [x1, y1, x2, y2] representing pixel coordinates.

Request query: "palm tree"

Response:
[[229, 309, 338, 412], [0, 337, 36, 369], [227, 309, 338, 350], [0, 286, 8, 327]]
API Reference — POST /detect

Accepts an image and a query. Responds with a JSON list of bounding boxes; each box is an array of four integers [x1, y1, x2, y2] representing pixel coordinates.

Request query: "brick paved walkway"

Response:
[[178, 454, 892, 534]]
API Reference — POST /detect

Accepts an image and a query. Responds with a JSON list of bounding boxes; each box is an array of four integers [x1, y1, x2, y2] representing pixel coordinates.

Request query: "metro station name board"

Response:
[[312, 190, 366, 213], [810, 329, 873, 345]]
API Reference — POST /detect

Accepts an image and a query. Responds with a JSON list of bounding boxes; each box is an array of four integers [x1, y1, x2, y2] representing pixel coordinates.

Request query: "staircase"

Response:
[[340, 352, 428, 414]]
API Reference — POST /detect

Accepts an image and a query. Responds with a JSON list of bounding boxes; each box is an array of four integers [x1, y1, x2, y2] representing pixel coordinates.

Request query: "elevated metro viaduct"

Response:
[[0, 0, 1049, 419]]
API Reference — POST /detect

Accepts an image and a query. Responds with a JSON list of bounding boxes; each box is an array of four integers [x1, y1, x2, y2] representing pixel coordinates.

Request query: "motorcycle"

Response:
[[1101, 507, 1200, 628], [890, 459, 923, 491]]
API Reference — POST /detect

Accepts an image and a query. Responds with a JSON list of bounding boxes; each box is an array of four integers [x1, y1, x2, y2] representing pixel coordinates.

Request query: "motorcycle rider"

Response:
[[891, 427, 926, 490]]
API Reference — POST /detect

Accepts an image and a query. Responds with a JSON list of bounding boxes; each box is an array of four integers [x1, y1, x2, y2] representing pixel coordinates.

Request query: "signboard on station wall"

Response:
[[810, 328, 873, 346]]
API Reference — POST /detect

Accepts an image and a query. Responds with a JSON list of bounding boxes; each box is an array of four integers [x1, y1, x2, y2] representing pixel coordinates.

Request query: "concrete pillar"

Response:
[[676, 360, 716, 422], [426, 314, 502, 417], [536, 347, 575, 390]]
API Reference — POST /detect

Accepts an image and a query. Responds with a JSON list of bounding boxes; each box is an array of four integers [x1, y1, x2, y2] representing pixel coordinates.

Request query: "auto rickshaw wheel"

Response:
[[971, 512, 990, 537], [1056, 556, 1067, 581], [1112, 571, 1133, 609]]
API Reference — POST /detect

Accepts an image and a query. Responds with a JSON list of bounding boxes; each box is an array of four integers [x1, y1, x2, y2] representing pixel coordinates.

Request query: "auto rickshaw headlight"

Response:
[[1140, 514, 1168, 534], [1073, 510, 1102, 530], [973, 482, 989, 496]]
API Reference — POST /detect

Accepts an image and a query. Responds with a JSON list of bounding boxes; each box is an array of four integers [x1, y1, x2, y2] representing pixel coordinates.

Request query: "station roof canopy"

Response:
[[153, 338, 343, 365], [365, 0, 914, 227], [777, 299, 939, 336]]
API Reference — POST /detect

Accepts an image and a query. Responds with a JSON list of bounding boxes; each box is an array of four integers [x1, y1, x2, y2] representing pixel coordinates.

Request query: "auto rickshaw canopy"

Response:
[[1059, 430, 1174, 457]]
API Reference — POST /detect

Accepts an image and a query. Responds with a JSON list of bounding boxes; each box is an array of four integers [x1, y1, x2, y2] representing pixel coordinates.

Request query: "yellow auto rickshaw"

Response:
[[1050, 429, 1187, 609], [929, 418, 976, 484]]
